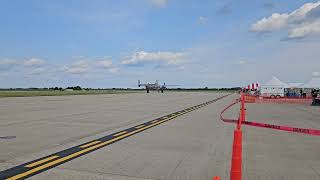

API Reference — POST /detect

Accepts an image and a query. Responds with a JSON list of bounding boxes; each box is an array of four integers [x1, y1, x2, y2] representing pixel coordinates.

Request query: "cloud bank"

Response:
[[121, 51, 186, 65], [251, 1, 320, 39]]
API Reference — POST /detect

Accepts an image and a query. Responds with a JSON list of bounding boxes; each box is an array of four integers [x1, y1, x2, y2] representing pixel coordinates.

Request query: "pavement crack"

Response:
[[310, 165, 320, 178], [167, 153, 189, 179]]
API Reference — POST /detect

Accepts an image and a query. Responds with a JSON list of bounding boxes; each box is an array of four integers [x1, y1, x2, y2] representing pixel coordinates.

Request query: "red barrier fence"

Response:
[[220, 96, 320, 136], [244, 95, 313, 105], [214, 93, 245, 180], [230, 92, 245, 180], [215, 92, 320, 180]]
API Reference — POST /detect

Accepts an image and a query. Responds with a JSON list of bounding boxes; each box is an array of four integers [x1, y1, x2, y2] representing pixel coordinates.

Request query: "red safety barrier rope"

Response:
[[220, 99, 320, 136], [219, 99, 241, 123]]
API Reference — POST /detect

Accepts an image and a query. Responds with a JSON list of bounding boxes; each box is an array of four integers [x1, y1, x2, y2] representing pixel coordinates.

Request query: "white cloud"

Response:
[[0, 58, 45, 71], [0, 59, 20, 72], [121, 51, 185, 65], [28, 67, 46, 75], [108, 67, 119, 74], [150, 0, 168, 8], [0, 59, 18, 66], [24, 58, 45, 67], [63, 59, 118, 75], [96, 60, 113, 68], [312, 71, 320, 77], [198, 16, 208, 25], [251, 13, 289, 32], [251, 1, 320, 39], [0, 72, 9, 78], [96, 59, 119, 73], [0, 59, 18, 70], [63, 60, 90, 74], [288, 20, 320, 38], [231, 60, 248, 65]]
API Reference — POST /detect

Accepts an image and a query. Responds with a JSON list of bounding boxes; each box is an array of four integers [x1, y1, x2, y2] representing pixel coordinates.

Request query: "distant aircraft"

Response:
[[138, 80, 177, 93]]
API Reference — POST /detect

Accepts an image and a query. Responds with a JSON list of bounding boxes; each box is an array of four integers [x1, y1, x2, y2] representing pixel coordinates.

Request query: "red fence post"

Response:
[[230, 92, 244, 180], [241, 92, 246, 122], [230, 129, 242, 180]]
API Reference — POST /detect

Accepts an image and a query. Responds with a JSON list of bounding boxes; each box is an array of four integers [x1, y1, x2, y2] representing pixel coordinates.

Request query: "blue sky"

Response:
[[0, 0, 320, 88]]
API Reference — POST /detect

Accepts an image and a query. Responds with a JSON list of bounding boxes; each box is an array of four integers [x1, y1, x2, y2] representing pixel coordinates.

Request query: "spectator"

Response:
[[311, 89, 318, 98]]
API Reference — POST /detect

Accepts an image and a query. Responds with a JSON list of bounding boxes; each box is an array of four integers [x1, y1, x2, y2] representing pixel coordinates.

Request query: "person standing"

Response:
[[311, 89, 317, 98]]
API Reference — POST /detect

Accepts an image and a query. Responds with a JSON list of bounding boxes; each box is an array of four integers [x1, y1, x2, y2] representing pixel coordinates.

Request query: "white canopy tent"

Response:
[[286, 83, 303, 88], [260, 76, 287, 97], [259, 75, 319, 97], [263, 76, 288, 87]]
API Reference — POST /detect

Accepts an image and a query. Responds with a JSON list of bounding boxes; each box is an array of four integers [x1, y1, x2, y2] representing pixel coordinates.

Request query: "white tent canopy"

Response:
[[286, 83, 303, 88], [261, 75, 320, 89], [301, 75, 320, 88], [263, 76, 288, 87]]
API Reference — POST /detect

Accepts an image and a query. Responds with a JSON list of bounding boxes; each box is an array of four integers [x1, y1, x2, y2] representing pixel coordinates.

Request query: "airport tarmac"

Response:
[[0, 92, 320, 180], [243, 102, 320, 180]]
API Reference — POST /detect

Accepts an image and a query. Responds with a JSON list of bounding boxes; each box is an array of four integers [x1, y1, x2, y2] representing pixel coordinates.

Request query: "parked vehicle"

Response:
[[260, 86, 285, 98]]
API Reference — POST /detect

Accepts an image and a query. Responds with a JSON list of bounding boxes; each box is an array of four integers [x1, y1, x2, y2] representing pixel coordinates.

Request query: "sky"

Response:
[[0, 0, 320, 88]]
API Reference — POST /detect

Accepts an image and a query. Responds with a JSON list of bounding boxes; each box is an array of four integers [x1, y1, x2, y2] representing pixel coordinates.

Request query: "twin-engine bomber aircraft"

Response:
[[138, 80, 177, 93]]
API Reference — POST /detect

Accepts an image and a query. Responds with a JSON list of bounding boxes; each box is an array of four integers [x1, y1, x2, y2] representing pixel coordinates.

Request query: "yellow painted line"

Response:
[[25, 156, 59, 168], [135, 125, 145, 129], [113, 131, 127, 137], [80, 141, 101, 148], [152, 120, 159, 123], [6, 118, 173, 180], [7, 114, 185, 180], [6, 97, 233, 180]]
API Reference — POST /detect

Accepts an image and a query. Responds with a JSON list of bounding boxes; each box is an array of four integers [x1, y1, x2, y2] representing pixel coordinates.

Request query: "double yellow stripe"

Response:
[[113, 131, 127, 137], [135, 125, 145, 129], [80, 141, 101, 148], [7, 99, 216, 180], [7, 115, 180, 180], [25, 156, 59, 168]]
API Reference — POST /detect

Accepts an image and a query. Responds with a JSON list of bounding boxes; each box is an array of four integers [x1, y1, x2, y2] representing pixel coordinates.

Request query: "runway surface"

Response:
[[0, 92, 319, 179]]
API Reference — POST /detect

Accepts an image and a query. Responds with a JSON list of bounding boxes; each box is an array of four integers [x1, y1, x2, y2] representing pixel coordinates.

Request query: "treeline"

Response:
[[0, 87, 139, 91], [0, 87, 241, 91], [166, 87, 241, 91], [0, 87, 80, 91]]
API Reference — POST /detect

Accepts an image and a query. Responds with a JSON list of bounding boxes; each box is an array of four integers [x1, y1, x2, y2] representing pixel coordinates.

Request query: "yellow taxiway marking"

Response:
[[7, 105, 201, 180], [25, 156, 59, 168], [135, 125, 145, 129], [113, 131, 127, 137], [4, 95, 231, 180], [6, 118, 174, 180], [80, 141, 101, 148]]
